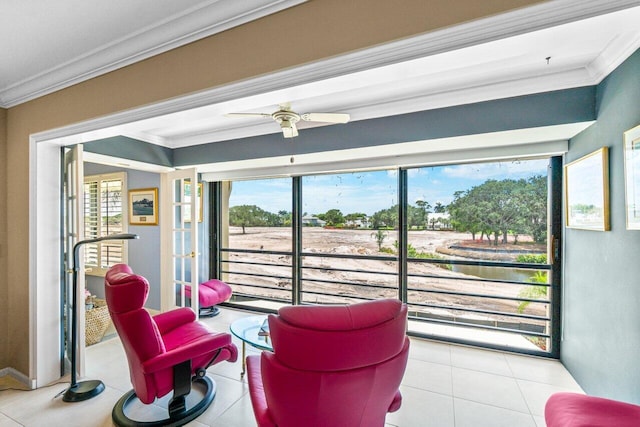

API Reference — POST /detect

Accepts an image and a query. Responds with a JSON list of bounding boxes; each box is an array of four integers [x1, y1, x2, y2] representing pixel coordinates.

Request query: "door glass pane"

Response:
[[173, 231, 183, 254], [169, 173, 197, 311], [301, 170, 398, 304], [174, 205, 182, 227], [406, 159, 551, 352]]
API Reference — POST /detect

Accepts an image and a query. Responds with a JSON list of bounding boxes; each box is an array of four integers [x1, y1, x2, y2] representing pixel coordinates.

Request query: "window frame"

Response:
[[213, 156, 562, 358], [83, 172, 128, 276]]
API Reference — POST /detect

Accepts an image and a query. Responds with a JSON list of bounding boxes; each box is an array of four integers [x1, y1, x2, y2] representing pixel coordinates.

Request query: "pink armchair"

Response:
[[247, 299, 410, 427], [105, 264, 238, 427], [545, 392, 640, 426]]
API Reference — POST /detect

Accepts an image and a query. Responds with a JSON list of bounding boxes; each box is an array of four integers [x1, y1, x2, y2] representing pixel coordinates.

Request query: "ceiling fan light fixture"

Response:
[[281, 120, 298, 138]]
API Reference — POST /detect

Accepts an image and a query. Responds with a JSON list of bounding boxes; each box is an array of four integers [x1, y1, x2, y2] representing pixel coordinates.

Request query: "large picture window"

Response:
[[83, 172, 127, 275], [215, 157, 560, 356]]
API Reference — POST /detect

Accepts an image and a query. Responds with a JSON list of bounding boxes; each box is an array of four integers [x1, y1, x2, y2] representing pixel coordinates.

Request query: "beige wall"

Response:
[[3, 0, 545, 377]]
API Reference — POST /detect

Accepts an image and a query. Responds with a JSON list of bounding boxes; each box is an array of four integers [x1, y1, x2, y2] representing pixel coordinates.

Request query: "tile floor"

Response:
[[0, 308, 583, 426]]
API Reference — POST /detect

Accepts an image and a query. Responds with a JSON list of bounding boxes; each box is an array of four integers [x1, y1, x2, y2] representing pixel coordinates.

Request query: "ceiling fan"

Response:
[[225, 103, 350, 138]]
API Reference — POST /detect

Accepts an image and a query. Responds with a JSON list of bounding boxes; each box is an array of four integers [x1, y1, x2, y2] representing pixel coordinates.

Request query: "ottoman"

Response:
[[185, 279, 232, 317]]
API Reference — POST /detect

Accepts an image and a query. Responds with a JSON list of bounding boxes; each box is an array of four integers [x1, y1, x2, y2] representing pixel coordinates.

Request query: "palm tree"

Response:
[[371, 229, 388, 251]]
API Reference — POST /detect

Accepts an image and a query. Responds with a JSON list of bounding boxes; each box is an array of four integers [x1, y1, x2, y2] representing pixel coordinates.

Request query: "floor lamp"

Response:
[[63, 233, 139, 403]]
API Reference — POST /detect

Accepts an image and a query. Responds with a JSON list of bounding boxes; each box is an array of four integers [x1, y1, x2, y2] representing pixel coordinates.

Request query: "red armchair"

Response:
[[105, 264, 238, 427], [247, 299, 410, 427], [545, 392, 640, 427]]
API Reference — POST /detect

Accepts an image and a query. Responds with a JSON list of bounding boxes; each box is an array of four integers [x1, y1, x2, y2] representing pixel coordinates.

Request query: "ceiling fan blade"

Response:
[[300, 112, 350, 123], [225, 112, 272, 119]]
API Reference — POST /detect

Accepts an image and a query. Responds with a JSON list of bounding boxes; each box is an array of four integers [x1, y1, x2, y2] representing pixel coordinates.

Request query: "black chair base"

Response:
[[112, 376, 216, 427], [199, 306, 220, 317]]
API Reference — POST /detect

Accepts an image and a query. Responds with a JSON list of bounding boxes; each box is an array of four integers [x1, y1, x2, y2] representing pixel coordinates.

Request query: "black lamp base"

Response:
[[62, 380, 105, 402]]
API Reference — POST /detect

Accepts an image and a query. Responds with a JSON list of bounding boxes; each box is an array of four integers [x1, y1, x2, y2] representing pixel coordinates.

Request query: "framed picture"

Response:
[[624, 125, 640, 230], [129, 188, 158, 225], [184, 181, 203, 223], [564, 147, 610, 231]]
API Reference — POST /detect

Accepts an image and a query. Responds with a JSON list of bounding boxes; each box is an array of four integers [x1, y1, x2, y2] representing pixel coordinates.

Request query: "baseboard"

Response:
[[0, 367, 33, 390]]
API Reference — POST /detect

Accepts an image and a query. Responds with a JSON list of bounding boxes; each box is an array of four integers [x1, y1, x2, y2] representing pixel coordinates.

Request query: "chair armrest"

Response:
[[153, 308, 196, 335], [142, 334, 234, 374], [247, 355, 277, 427]]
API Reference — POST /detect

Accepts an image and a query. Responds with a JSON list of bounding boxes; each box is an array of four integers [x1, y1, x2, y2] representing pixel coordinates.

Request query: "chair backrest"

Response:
[[105, 263, 165, 402], [261, 299, 410, 427]]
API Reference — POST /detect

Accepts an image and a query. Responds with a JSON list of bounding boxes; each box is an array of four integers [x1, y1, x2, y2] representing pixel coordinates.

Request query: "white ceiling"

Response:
[[0, 0, 306, 107], [9, 0, 640, 175]]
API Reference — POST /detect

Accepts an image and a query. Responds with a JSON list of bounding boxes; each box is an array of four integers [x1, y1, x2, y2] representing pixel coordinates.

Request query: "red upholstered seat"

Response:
[[545, 392, 640, 427], [247, 299, 410, 427], [105, 264, 238, 426], [184, 279, 232, 317]]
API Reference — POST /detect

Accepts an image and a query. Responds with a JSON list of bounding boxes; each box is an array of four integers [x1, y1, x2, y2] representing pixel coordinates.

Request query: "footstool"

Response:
[[185, 279, 232, 317]]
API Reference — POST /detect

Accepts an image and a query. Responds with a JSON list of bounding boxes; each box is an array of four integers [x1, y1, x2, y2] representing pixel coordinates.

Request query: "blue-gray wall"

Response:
[[84, 162, 162, 310], [174, 87, 596, 165], [562, 49, 640, 404]]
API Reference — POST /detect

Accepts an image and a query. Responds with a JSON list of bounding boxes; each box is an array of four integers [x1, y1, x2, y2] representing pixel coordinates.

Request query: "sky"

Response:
[[229, 159, 549, 216]]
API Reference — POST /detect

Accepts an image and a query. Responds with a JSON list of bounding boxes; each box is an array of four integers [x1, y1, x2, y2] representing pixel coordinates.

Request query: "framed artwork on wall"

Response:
[[624, 124, 640, 230], [564, 147, 610, 231], [129, 188, 158, 225]]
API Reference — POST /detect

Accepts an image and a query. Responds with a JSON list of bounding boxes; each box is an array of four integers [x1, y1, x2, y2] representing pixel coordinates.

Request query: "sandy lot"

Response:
[[226, 227, 549, 332], [229, 227, 464, 253]]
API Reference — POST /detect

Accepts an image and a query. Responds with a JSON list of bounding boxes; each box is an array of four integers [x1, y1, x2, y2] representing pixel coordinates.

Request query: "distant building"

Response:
[[428, 213, 451, 229], [345, 217, 371, 228], [302, 215, 326, 227]]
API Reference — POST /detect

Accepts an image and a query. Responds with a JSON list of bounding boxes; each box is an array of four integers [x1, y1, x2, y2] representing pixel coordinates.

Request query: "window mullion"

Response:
[[292, 176, 302, 305], [398, 168, 408, 303]]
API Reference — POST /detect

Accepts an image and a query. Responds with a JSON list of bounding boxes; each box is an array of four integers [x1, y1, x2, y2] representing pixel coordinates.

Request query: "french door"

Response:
[[161, 168, 199, 315], [63, 144, 86, 376]]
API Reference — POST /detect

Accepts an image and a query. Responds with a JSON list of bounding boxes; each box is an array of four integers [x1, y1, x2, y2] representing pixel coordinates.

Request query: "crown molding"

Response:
[[0, 0, 307, 108]]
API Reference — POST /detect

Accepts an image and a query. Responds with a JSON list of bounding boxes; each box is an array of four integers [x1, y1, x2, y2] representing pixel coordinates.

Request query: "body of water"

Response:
[[451, 263, 538, 283]]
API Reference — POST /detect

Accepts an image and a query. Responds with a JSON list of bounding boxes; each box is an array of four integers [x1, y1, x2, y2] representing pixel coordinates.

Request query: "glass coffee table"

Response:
[[230, 315, 273, 377]]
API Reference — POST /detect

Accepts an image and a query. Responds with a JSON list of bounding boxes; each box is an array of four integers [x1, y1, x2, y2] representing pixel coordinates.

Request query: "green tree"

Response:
[[323, 209, 345, 226], [522, 175, 548, 243], [229, 205, 274, 234], [448, 190, 484, 240], [429, 216, 439, 230], [414, 199, 432, 228], [448, 177, 546, 245], [433, 202, 446, 213], [278, 210, 292, 226], [371, 229, 388, 251], [371, 205, 399, 229]]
